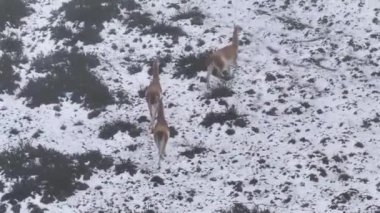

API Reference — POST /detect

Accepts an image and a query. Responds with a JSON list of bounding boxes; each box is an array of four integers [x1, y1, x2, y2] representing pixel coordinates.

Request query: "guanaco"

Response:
[[153, 99, 170, 168], [206, 25, 242, 89], [145, 60, 162, 131]]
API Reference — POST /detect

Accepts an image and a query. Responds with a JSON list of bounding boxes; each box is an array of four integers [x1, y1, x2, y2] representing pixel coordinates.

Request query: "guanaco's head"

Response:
[[149, 59, 160, 76], [153, 60, 160, 73], [234, 24, 243, 34]]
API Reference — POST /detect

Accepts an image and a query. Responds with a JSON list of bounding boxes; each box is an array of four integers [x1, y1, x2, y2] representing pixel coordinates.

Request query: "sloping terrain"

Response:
[[0, 0, 379, 212]]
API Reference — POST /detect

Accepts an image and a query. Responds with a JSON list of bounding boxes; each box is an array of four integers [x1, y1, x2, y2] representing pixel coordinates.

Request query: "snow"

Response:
[[1, 0, 380, 212]]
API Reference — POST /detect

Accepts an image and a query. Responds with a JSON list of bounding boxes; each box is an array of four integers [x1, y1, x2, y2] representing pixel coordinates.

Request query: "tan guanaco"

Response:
[[153, 99, 170, 168], [206, 25, 242, 89], [145, 60, 162, 131]]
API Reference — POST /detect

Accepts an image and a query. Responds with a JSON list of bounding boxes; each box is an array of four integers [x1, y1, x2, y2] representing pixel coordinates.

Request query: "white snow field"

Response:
[[0, 0, 379, 212]]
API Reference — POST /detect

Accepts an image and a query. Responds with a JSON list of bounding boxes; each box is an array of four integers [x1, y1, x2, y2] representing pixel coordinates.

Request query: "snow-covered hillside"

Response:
[[0, 0, 379, 212]]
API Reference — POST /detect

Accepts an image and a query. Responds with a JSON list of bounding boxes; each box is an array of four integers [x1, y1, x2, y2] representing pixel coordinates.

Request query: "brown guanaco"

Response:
[[206, 25, 242, 89], [145, 60, 162, 131], [153, 99, 170, 168]]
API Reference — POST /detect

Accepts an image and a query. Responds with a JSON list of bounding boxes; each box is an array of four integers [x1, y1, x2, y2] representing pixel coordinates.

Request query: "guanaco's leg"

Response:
[[206, 67, 212, 89]]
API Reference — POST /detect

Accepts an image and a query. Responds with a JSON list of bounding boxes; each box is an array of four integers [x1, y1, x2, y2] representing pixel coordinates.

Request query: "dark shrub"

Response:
[[1, 179, 39, 202], [73, 151, 114, 182], [201, 106, 246, 128], [138, 87, 146, 98], [0, 203, 6, 212], [361, 113, 380, 128], [115, 159, 138, 176], [171, 8, 205, 25], [0, 181, 4, 192], [171, 9, 204, 21], [28, 203, 47, 213], [225, 129, 235, 135], [220, 203, 271, 213], [120, 0, 141, 11], [99, 120, 142, 139], [206, 85, 234, 99], [0, 144, 114, 203], [115, 90, 130, 105], [143, 22, 186, 42], [87, 109, 102, 119], [19, 50, 114, 108], [169, 126, 178, 138], [179, 147, 208, 159], [73, 25, 104, 44], [0, 35, 25, 64], [51, 24, 103, 45], [31, 50, 99, 73], [151, 176, 164, 186], [167, 3, 180, 10], [234, 118, 248, 128], [276, 16, 311, 31], [128, 64, 143, 74], [0, 0, 32, 31], [126, 12, 154, 29], [0, 36, 23, 56], [50, 25, 74, 42], [0, 54, 21, 94], [60, 0, 120, 26], [173, 51, 210, 79], [18, 75, 63, 106], [56, 0, 127, 44]]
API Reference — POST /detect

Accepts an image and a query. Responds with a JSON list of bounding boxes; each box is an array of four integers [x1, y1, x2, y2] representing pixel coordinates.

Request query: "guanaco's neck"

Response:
[[232, 28, 240, 49], [152, 62, 160, 83], [153, 71, 160, 83]]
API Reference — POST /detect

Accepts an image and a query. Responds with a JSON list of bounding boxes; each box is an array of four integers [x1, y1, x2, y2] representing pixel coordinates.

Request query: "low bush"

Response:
[[115, 159, 138, 176], [0, 144, 114, 204], [125, 12, 154, 29], [219, 203, 271, 213], [54, 0, 137, 44], [19, 50, 114, 108], [0, 54, 21, 94], [179, 146, 208, 159], [206, 85, 234, 99], [171, 8, 205, 25], [173, 51, 210, 79], [201, 106, 247, 128], [99, 120, 142, 139], [143, 22, 187, 43], [0, 0, 32, 31], [0, 36, 23, 57]]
